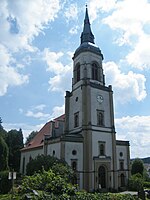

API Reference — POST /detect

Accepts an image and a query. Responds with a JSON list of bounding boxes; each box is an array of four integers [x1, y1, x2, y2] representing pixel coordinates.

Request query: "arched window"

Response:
[[92, 63, 98, 80], [97, 111, 104, 126], [98, 166, 106, 188], [120, 173, 125, 187], [74, 64, 80, 83]]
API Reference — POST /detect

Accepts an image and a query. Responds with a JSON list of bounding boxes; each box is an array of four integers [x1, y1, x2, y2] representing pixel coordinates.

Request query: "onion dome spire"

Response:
[[81, 5, 95, 44]]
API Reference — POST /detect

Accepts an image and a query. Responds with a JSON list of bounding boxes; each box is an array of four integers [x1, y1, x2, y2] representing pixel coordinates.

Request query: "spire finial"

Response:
[[80, 6, 95, 44]]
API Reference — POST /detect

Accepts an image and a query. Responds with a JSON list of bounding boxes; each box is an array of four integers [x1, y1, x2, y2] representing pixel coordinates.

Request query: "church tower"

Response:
[[65, 6, 118, 191]]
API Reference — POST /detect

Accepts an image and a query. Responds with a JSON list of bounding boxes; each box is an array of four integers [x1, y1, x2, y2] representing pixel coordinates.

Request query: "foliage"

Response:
[[0, 171, 12, 194], [129, 173, 144, 191], [131, 158, 144, 176], [26, 154, 68, 176], [25, 131, 38, 145], [20, 169, 76, 196], [51, 162, 75, 182], [5, 129, 24, 172], [144, 181, 150, 189], [0, 136, 8, 171], [0, 118, 7, 140]]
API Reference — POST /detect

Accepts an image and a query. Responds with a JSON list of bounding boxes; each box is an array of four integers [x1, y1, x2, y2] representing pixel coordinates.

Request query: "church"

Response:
[[20, 7, 130, 192]]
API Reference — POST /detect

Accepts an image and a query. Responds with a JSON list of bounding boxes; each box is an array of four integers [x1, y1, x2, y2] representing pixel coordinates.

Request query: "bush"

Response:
[[0, 171, 12, 194], [144, 181, 150, 189], [20, 168, 76, 196], [129, 173, 144, 191]]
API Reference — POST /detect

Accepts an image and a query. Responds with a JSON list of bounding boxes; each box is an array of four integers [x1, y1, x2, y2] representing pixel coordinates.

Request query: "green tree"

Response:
[[6, 129, 24, 172], [129, 173, 144, 191], [26, 155, 67, 176], [0, 117, 7, 140], [25, 131, 38, 145], [131, 158, 144, 176], [0, 136, 8, 171]]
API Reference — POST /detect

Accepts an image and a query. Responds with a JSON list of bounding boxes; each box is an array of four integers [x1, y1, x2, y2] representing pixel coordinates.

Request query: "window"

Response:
[[53, 150, 55, 156], [120, 173, 125, 187], [120, 161, 124, 170], [97, 110, 104, 126], [77, 65, 80, 82], [99, 141, 105, 156], [29, 156, 32, 162], [22, 157, 25, 174], [92, 63, 98, 80], [74, 64, 80, 83], [72, 150, 77, 155], [100, 144, 105, 155], [72, 161, 77, 171], [74, 112, 79, 127]]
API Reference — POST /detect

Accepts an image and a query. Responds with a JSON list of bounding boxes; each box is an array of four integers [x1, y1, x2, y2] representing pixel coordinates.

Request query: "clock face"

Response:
[[97, 95, 103, 103]]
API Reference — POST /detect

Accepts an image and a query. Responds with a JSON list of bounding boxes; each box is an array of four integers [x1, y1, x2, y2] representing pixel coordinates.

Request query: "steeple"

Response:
[[81, 5, 95, 44]]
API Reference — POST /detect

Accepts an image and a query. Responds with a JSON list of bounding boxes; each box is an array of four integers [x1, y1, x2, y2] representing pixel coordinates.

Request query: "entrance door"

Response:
[[98, 166, 106, 188]]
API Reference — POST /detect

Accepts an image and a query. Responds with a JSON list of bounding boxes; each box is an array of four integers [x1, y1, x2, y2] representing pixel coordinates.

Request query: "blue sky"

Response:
[[0, 0, 150, 158]]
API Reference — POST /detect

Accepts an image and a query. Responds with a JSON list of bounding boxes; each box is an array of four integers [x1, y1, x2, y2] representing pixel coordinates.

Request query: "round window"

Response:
[[72, 150, 77, 155], [120, 152, 123, 157]]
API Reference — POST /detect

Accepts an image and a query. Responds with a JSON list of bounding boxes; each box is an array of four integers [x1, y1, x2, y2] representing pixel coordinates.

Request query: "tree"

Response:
[[25, 131, 38, 145], [131, 158, 144, 176], [0, 117, 7, 140], [0, 136, 8, 171], [6, 129, 24, 172], [129, 173, 144, 191], [26, 154, 66, 176]]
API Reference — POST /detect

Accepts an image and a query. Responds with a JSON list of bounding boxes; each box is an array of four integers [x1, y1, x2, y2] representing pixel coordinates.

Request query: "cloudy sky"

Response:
[[0, 0, 150, 158]]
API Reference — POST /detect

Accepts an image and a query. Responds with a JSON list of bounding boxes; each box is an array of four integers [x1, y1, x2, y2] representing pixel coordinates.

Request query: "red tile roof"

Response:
[[21, 114, 65, 151]]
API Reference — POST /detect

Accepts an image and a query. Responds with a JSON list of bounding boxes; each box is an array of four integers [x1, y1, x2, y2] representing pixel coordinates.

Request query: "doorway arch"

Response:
[[98, 165, 106, 188]]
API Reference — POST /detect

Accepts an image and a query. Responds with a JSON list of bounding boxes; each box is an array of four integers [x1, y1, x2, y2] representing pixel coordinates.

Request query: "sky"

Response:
[[0, 0, 150, 159]]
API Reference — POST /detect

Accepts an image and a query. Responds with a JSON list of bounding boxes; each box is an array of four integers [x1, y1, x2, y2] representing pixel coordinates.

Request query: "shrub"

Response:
[[129, 173, 144, 191], [20, 169, 76, 196], [144, 181, 150, 189], [0, 171, 12, 194]]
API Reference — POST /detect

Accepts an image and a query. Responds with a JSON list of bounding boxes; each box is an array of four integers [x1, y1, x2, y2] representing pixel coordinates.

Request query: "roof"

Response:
[[21, 114, 65, 151]]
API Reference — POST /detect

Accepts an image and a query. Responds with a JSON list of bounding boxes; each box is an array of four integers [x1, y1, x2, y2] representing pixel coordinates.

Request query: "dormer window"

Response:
[[92, 63, 98, 80]]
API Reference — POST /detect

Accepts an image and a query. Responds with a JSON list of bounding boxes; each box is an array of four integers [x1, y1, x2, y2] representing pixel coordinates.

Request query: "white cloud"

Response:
[[0, 0, 61, 51], [26, 110, 50, 121], [101, 0, 150, 69], [88, 0, 117, 22], [0, 44, 29, 96], [126, 34, 150, 70], [50, 104, 65, 119], [103, 61, 147, 103], [43, 48, 72, 93], [115, 115, 150, 158], [69, 25, 80, 35], [64, 3, 78, 21]]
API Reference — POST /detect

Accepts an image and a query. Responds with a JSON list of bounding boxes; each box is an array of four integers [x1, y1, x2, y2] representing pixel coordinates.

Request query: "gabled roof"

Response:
[[21, 114, 65, 151]]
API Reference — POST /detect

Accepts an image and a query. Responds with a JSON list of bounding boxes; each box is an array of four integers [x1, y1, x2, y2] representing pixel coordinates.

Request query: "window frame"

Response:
[[74, 112, 79, 128], [97, 110, 104, 126]]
